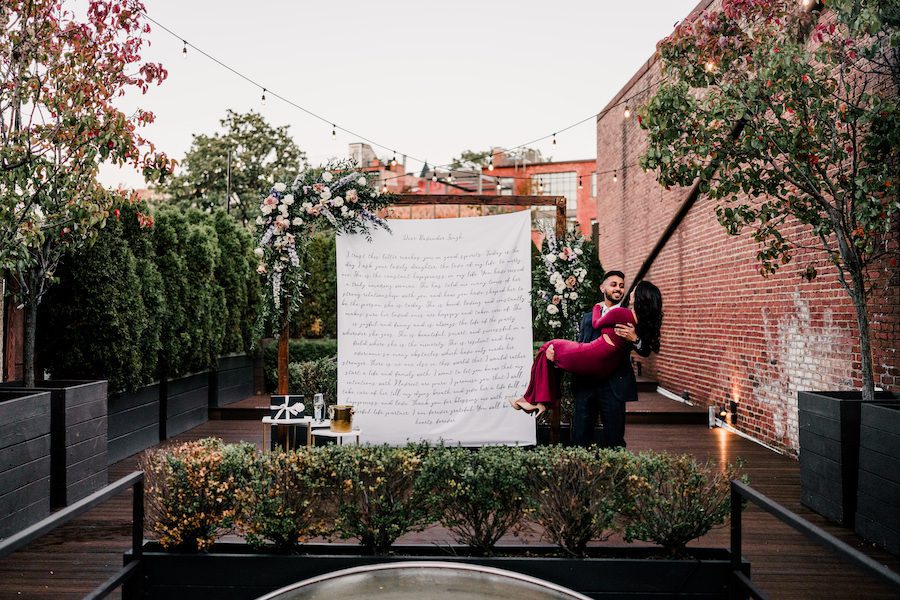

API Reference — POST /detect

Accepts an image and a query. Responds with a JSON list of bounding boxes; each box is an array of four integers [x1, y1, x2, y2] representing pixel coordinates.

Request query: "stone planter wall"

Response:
[[855, 402, 900, 555], [798, 390, 898, 526], [108, 384, 160, 465], [0, 390, 51, 538], [209, 354, 254, 408], [132, 543, 749, 600]]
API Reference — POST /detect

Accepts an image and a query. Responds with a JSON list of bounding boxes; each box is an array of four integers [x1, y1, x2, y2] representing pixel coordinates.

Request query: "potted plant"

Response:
[[133, 440, 749, 599], [639, 1, 899, 523]]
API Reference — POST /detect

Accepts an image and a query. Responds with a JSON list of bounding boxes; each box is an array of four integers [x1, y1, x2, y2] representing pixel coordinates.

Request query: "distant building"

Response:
[[346, 143, 598, 238]]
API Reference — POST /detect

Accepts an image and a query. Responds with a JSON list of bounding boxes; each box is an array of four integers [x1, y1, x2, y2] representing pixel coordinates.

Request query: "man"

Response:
[[570, 271, 650, 447]]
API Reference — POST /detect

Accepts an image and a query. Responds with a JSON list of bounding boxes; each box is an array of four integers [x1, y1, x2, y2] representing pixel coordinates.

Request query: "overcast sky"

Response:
[[98, 0, 701, 189]]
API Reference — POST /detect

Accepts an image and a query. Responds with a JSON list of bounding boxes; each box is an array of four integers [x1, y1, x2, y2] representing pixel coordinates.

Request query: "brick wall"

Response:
[[595, 1, 899, 455]]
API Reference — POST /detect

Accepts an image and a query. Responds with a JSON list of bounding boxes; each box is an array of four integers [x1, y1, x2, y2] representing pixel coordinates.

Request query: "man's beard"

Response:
[[605, 291, 622, 304]]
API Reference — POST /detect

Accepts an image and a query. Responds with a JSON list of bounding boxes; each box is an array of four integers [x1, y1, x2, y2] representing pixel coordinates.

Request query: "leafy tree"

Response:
[[1, 0, 173, 386], [449, 149, 492, 170], [163, 110, 306, 226], [640, 0, 899, 402]]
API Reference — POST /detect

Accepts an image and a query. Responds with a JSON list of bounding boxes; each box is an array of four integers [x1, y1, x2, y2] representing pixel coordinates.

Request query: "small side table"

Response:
[[261, 416, 313, 450], [311, 429, 362, 446]]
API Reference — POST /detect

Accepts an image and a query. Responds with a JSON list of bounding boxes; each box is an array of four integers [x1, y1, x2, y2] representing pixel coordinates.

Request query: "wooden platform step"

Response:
[[635, 376, 657, 393], [626, 391, 708, 425]]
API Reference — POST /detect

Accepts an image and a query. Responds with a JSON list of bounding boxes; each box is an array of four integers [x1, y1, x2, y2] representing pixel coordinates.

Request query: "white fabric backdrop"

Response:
[[336, 211, 536, 446]]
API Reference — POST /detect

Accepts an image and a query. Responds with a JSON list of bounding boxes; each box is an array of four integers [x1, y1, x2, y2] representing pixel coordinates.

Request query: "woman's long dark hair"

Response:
[[624, 281, 663, 354]]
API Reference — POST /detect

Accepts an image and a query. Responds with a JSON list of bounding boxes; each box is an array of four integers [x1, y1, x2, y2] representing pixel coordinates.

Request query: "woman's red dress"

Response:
[[522, 306, 636, 406]]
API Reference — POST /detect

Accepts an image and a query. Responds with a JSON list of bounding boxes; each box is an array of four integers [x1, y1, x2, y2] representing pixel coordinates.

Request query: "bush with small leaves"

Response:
[[326, 444, 434, 554], [420, 446, 530, 555], [623, 453, 740, 558], [526, 447, 632, 557], [141, 438, 256, 552], [236, 448, 333, 553]]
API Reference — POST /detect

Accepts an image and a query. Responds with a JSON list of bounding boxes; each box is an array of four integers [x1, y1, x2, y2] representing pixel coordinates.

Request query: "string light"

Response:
[[260, 88, 266, 105], [448, 173, 454, 184], [496, 182, 502, 192], [382, 183, 389, 193], [182, 40, 187, 58], [624, 106, 631, 118], [578, 176, 583, 190], [390, 152, 397, 167], [705, 61, 717, 73], [140, 11, 669, 186], [613, 170, 618, 182], [538, 179, 544, 194], [431, 171, 438, 183]]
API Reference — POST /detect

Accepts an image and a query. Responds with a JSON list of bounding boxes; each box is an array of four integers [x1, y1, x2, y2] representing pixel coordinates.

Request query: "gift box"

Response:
[[269, 395, 305, 420]]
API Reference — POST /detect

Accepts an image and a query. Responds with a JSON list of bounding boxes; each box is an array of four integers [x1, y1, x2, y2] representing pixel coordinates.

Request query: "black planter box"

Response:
[[209, 354, 254, 408], [131, 542, 749, 600], [855, 402, 900, 556], [108, 383, 160, 464], [0, 380, 107, 507], [0, 390, 51, 538], [164, 372, 209, 439], [798, 390, 898, 526]]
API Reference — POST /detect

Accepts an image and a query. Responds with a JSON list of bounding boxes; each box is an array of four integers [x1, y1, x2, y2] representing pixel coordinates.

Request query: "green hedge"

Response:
[[143, 440, 742, 556], [38, 204, 260, 391], [262, 338, 337, 392]]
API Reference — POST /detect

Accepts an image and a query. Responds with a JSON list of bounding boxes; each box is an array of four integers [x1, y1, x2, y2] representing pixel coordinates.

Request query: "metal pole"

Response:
[[226, 150, 232, 215]]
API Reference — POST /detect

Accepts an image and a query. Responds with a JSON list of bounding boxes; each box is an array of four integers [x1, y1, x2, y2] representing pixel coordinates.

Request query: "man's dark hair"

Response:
[[600, 270, 625, 283]]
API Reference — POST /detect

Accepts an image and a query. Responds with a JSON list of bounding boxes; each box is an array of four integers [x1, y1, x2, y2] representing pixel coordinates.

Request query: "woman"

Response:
[[511, 280, 663, 416]]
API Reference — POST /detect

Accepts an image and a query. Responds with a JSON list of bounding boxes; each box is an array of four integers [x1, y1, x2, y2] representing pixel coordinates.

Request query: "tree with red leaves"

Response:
[[1, 0, 175, 385]]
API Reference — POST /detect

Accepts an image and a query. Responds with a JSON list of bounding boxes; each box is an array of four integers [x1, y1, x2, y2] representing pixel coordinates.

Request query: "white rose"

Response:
[[273, 182, 286, 192], [282, 194, 294, 205], [357, 177, 367, 186], [554, 283, 566, 294], [253, 247, 264, 257], [278, 204, 289, 215], [569, 292, 578, 300], [302, 202, 313, 210], [261, 205, 273, 216], [347, 210, 355, 218], [547, 304, 559, 315], [255, 216, 264, 225], [292, 217, 303, 226], [333, 196, 344, 207], [322, 171, 333, 182], [574, 247, 583, 255], [320, 189, 332, 201], [340, 206, 348, 215]]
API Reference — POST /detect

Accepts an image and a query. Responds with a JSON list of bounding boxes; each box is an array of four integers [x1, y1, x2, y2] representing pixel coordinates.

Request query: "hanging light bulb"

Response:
[[431, 171, 438, 183], [332, 124, 336, 140], [552, 133, 557, 145], [488, 156, 494, 171], [182, 40, 188, 58], [448, 173, 454, 184], [538, 179, 544, 194], [624, 106, 631, 118], [382, 183, 389, 194], [578, 176, 583, 190], [496, 182, 502, 192], [260, 89, 267, 105], [390, 152, 397, 167], [613, 170, 618, 183]]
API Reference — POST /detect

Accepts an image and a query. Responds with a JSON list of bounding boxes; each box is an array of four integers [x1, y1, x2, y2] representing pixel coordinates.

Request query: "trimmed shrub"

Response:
[[326, 444, 435, 554], [420, 446, 530, 555], [293, 232, 337, 338], [141, 438, 256, 552], [236, 448, 333, 552], [286, 358, 338, 415], [526, 446, 631, 557], [623, 453, 739, 558], [263, 338, 337, 392], [212, 211, 260, 354]]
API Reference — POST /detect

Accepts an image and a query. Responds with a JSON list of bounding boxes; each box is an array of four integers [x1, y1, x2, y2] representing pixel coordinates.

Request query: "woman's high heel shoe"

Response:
[[515, 399, 547, 417], [508, 397, 523, 410]]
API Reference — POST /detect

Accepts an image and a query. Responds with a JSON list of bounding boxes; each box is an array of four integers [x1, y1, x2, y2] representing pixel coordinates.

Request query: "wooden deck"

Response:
[[1, 410, 898, 599]]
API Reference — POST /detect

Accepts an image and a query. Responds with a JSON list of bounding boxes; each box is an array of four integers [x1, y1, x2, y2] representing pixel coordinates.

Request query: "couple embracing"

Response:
[[510, 271, 663, 448]]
